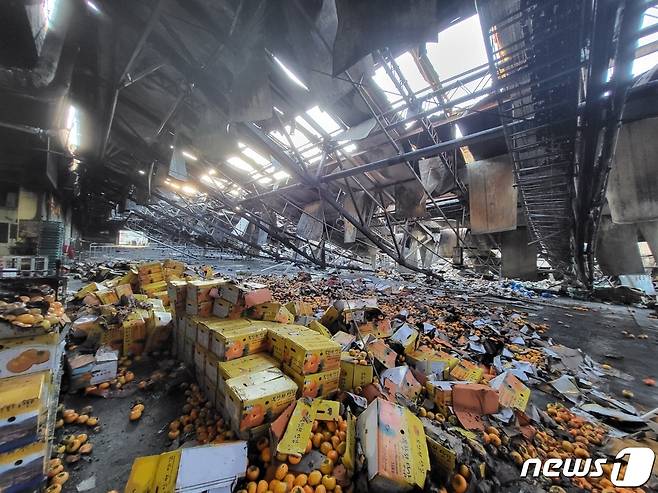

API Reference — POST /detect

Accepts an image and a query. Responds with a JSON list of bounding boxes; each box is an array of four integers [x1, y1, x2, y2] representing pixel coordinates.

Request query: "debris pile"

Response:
[[62, 260, 657, 492]]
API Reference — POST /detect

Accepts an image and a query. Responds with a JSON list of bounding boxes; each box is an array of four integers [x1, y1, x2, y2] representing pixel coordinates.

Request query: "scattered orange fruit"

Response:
[[246, 466, 260, 481], [275, 463, 288, 481], [308, 470, 322, 486], [321, 475, 336, 490]]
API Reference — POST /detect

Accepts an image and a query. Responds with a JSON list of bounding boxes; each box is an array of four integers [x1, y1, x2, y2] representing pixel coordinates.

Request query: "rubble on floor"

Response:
[[45, 259, 658, 492]]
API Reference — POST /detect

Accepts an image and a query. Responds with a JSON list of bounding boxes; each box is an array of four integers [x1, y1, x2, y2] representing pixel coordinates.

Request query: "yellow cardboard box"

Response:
[[204, 351, 219, 386], [357, 398, 430, 492], [125, 442, 247, 493], [216, 353, 279, 407], [96, 289, 119, 305], [187, 300, 213, 317], [115, 283, 134, 299], [251, 303, 294, 324], [0, 372, 48, 453], [123, 318, 147, 356], [138, 271, 164, 285], [193, 343, 206, 377], [283, 364, 340, 398], [308, 320, 331, 338], [137, 261, 163, 276], [285, 301, 313, 317], [406, 347, 458, 377], [320, 305, 340, 326], [225, 368, 297, 432], [184, 315, 203, 341], [264, 324, 315, 360], [204, 374, 216, 404], [196, 320, 210, 349], [207, 319, 252, 347], [141, 280, 167, 297], [342, 411, 357, 474], [285, 335, 341, 375], [74, 282, 102, 299], [276, 399, 340, 456], [213, 325, 268, 361], [186, 279, 225, 306], [339, 353, 374, 390], [0, 441, 46, 492], [183, 337, 194, 367], [167, 280, 187, 309], [389, 323, 419, 353], [152, 291, 169, 307], [212, 298, 233, 318], [101, 324, 124, 351], [163, 259, 185, 274], [450, 360, 484, 383]]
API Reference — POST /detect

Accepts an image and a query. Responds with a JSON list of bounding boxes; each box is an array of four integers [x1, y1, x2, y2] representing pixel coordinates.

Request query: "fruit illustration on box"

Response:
[[304, 353, 321, 373], [6, 348, 51, 373], [240, 404, 265, 430], [303, 380, 320, 398], [226, 341, 245, 360]]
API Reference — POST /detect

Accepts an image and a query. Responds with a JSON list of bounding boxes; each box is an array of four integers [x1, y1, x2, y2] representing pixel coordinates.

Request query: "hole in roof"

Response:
[[373, 51, 431, 109], [241, 147, 270, 167], [295, 116, 322, 138], [633, 51, 658, 76], [227, 157, 254, 173], [306, 106, 341, 135], [638, 7, 658, 47], [426, 15, 488, 81]]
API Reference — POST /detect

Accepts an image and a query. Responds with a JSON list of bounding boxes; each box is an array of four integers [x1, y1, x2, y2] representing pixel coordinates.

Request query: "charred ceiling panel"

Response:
[[394, 181, 426, 220], [0, 1, 47, 68], [227, 1, 272, 122], [607, 117, 658, 224], [332, 0, 475, 76], [467, 156, 517, 234], [342, 191, 373, 244], [296, 201, 324, 241], [419, 156, 455, 196], [192, 108, 231, 159]]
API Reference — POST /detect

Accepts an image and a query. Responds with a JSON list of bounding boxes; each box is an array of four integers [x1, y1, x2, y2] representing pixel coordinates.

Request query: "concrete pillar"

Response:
[[501, 228, 538, 280], [596, 215, 644, 276]]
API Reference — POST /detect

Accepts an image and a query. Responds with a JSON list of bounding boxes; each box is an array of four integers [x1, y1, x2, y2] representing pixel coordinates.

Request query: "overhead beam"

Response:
[[321, 125, 504, 183]]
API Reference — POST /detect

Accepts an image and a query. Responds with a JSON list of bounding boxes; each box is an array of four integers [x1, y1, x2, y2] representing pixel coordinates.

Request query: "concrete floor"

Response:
[[58, 268, 658, 492], [58, 359, 188, 493], [489, 295, 658, 411]]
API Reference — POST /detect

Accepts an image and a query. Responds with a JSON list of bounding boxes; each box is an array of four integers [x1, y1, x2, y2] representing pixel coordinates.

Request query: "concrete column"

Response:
[[501, 228, 538, 280]]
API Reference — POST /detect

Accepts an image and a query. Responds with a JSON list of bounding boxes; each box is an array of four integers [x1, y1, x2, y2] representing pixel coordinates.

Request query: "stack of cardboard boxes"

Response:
[[0, 299, 67, 492], [170, 278, 342, 439]]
